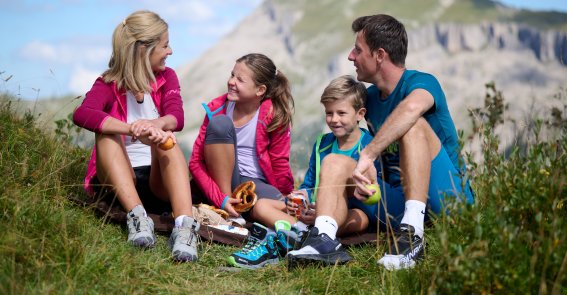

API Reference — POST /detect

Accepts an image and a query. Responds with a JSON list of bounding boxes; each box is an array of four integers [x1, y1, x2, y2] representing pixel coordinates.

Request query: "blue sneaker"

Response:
[[276, 227, 306, 256], [227, 223, 279, 269], [377, 224, 425, 270], [286, 227, 352, 267]]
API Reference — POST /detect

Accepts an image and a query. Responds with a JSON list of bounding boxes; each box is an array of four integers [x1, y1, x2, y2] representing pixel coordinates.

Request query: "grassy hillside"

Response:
[[1, 84, 566, 294]]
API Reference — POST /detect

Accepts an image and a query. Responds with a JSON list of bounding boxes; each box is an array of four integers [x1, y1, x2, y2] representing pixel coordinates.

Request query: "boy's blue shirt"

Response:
[[299, 128, 376, 202]]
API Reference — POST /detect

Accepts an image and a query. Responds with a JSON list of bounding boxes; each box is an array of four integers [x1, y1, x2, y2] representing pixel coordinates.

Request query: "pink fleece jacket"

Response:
[[189, 94, 294, 208], [73, 67, 184, 195]]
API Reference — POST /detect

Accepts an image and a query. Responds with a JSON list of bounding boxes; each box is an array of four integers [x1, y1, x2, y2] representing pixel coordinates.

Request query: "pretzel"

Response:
[[231, 181, 257, 212], [198, 204, 229, 219]]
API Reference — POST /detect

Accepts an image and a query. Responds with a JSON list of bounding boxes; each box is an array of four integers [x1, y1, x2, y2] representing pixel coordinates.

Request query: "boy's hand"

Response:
[[298, 203, 316, 225]]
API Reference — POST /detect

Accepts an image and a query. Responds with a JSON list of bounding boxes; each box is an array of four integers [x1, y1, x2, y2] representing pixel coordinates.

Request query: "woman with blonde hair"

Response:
[[73, 10, 199, 262]]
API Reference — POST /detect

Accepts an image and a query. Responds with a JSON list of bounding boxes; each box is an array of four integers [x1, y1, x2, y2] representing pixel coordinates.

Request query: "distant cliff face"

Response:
[[177, 0, 567, 173]]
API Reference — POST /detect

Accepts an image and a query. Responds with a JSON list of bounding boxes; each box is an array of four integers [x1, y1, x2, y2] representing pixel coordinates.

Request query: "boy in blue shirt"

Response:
[[228, 75, 377, 269]]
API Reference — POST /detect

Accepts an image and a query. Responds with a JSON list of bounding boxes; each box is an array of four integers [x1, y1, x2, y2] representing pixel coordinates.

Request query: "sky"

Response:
[[0, 0, 565, 101]]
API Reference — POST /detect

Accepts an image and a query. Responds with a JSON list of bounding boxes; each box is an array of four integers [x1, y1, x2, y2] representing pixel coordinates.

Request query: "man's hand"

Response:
[[352, 153, 378, 201]]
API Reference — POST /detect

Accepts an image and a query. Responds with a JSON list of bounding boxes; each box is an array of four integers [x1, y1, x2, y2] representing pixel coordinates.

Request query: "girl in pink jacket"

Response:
[[73, 10, 199, 262], [189, 53, 295, 218]]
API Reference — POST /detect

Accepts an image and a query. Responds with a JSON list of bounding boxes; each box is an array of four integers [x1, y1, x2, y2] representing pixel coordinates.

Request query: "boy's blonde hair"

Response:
[[103, 10, 168, 93], [320, 75, 367, 110]]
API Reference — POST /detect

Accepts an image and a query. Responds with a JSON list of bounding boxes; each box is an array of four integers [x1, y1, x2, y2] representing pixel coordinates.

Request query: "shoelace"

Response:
[[240, 237, 262, 254], [132, 216, 152, 233]]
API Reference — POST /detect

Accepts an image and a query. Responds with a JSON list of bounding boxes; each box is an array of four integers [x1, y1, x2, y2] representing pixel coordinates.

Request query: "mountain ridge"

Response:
[[177, 0, 567, 174]]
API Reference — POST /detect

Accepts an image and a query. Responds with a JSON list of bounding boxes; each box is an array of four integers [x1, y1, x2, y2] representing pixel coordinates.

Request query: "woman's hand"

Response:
[[130, 119, 159, 138]]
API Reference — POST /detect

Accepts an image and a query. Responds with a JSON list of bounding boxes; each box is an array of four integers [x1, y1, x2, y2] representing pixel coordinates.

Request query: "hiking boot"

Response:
[[127, 206, 156, 248], [377, 224, 425, 270], [227, 223, 279, 269], [169, 216, 200, 262], [286, 227, 352, 267], [276, 227, 306, 256]]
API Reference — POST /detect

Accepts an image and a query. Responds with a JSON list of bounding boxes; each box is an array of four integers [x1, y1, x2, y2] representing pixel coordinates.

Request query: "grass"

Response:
[[1, 83, 566, 294]]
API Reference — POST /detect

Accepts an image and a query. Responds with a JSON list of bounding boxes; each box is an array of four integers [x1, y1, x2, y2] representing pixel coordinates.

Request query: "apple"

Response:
[[363, 183, 381, 205]]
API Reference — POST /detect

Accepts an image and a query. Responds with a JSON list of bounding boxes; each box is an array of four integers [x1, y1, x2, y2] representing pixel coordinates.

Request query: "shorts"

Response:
[[349, 145, 474, 229], [92, 165, 172, 214]]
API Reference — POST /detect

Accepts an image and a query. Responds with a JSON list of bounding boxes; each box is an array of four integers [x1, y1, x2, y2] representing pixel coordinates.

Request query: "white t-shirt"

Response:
[[226, 102, 265, 180], [124, 92, 159, 167]]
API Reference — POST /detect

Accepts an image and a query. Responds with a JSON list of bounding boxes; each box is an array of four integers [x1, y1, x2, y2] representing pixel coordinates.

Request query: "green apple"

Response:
[[363, 183, 381, 205]]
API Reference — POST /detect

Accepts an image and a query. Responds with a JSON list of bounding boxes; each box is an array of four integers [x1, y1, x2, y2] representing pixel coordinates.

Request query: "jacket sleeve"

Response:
[[268, 124, 294, 195], [188, 113, 228, 208], [72, 78, 113, 133], [160, 68, 184, 131], [299, 140, 318, 201]]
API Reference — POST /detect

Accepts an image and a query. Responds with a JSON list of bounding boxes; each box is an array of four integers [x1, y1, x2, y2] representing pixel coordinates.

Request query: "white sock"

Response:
[[314, 216, 338, 240], [293, 221, 309, 232], [174, 215, 188, 228], [400, 200, 426, 238]]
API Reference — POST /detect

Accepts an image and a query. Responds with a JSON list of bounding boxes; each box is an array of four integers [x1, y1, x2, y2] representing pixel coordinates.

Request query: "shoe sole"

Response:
[[227, 256, 280, 270], [286, 252, 352, 268]]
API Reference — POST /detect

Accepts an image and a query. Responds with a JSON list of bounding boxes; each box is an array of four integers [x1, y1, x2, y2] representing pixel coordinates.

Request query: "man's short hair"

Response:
[[352, 14, 408, 66]]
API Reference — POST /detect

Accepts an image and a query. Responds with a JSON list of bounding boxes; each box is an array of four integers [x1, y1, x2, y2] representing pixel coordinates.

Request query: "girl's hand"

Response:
[[223, 198, 241, 217]]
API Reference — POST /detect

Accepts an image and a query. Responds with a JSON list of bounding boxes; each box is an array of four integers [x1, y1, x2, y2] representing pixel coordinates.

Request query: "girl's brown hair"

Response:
[[236, 53, 295, 132]]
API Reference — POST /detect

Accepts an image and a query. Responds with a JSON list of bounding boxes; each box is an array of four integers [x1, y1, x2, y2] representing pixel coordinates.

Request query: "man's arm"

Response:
[[362, 88, 434, 161], [352, 88, 435, 198]]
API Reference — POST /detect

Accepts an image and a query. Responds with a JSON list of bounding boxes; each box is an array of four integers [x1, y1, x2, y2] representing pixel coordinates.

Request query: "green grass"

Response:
[[1, 85, 566, 294]]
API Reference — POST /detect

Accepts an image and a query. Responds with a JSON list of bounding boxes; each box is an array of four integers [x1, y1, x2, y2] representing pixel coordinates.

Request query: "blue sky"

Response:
[[0, 0, 565, 100]]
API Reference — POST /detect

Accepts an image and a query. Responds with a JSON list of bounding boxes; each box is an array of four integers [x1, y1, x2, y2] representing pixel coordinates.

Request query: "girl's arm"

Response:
[[188, 115, 228, 208]]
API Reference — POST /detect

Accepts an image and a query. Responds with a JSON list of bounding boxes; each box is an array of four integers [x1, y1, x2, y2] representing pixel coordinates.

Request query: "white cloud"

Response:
[[68, 66, 101, 95], [19, 39, 109, 66]]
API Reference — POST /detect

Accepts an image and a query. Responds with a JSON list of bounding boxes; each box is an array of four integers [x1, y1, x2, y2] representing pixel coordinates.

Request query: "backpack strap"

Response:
[[312, 134, 332, 202]]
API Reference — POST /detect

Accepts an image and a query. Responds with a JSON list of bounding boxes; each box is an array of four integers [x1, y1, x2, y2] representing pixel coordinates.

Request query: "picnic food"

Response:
[[363, 183, 381, 205], [198, 204, 229, 219], [231, 181, 257, 212], [158, 137, 175, 150]]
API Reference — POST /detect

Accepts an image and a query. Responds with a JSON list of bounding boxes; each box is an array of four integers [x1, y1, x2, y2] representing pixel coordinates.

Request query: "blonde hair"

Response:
[[103, 10, 168, 93], [320, 75, 367, 110], [236, 53, 295, 132]]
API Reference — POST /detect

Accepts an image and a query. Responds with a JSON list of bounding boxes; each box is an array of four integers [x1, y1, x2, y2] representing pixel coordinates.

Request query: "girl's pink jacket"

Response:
[[73, 68, 184, 195], [189, 94, 294, 208]]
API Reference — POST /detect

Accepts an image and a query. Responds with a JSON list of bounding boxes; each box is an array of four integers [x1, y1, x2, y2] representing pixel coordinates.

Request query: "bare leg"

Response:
[[204, 143, 235, 196], [250, 199, 296, 228], [149, 144, 193, 218], [398, 118, 441, 203], [338, 209, 369, 236], [95, 134, 141, 212], [316, 154, 358, 227]]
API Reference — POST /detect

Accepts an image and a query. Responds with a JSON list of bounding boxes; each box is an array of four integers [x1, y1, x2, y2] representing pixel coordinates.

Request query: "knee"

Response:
[[320, 154, 357, 177], [400, 118, 429, 144], [205, 115, 235, 141]]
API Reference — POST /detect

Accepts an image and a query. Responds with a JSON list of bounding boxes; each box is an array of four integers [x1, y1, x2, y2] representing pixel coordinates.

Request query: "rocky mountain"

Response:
[[177, 0, 567, 175]]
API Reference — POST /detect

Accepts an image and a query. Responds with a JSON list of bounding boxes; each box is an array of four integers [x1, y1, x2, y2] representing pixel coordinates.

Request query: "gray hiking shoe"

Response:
[[169, 216, 200, 262], [126, 206, 156, 248]]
